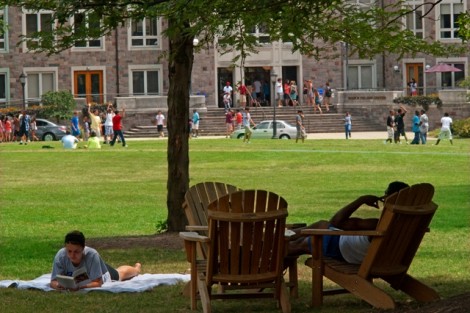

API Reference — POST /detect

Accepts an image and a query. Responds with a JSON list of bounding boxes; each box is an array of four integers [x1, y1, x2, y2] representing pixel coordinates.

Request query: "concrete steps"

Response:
[[124, 106, 384, 138]]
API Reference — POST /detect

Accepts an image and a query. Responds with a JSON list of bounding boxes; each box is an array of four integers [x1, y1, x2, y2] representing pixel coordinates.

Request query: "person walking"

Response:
[[434, 112, 453, 146], [419, 109, 429, 144], [394, 106, 408, 144], [384, 110, 395, 144], [295, 110, 306, 143], [242, 107, 256, 143], [410, 111, 421, 144], [313, 88, 323, 114], [275, 78, 283, 107], [155, 110, 165, 137], [344, 112, 352, 139], [323, 82, 332, 111], [110, 108, 127, 147], [71, 111, 81, 139], [225, 110, 233, 138], [18, 110, 31, 145], [192, 109, 200, 138]]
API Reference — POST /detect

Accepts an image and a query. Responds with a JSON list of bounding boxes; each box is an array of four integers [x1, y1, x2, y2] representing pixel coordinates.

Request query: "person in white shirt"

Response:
[[155, 111, 166, 137], [103, 102, 115, 144], [435, 112, 453, 145], [275, 78, 283, 107], [61, 131, 79, 149], [288, 181, 409, 264]]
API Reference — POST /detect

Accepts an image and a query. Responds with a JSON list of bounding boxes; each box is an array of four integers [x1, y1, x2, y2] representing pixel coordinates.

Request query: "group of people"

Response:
[[385, 106, 453, 145], [61, 103, 127, 149], [154, 109, 200, 138], [0, 111, 39, 144]]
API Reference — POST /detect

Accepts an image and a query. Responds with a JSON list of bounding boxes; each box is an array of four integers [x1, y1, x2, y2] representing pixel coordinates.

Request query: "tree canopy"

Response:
[[0, 0, 467, 231]]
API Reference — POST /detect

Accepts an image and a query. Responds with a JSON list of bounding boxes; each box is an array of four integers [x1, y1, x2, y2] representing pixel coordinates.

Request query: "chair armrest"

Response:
[[185, 225, 208, 232], [179, 231, 210, 242], [300, 229, 384, 237], [286, 223, 307, 229]]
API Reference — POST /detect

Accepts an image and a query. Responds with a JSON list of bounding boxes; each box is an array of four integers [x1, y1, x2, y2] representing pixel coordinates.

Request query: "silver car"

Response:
[[35, 118, 67, 141], [230, 120, 297, 140]]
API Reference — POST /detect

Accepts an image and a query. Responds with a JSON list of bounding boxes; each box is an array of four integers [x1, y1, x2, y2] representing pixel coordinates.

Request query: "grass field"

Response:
[[0, 137, 469, 313]]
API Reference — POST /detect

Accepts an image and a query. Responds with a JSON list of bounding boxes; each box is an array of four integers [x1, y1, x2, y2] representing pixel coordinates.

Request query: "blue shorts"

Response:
[[308, 226, 344, 261]]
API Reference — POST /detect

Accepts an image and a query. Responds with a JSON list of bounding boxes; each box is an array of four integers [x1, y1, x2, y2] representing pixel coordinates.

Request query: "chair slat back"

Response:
[[360, 183, 438, 277], [206, 190, 288, 285], [183, 182, 241, 259]]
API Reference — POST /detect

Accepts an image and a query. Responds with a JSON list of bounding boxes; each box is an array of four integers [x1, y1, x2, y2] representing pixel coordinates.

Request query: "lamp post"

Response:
[[270, 70, 278, 139], [19, 72, 27, 110]]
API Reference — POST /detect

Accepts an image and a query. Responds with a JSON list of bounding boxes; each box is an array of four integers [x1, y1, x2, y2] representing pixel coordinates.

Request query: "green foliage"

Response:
[[155, 220, 168, 234], [41, 90, 76, 122], [393, 95, 443, 111], [452, 117, 470, 138], [458, 76, 470, 102]]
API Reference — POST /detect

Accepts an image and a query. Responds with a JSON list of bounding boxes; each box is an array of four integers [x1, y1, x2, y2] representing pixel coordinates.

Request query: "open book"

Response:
[[56, 267, 90, 289]]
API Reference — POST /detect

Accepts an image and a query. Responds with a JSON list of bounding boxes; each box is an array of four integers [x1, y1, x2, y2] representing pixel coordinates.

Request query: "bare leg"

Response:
[[117, 263, 141, 281]]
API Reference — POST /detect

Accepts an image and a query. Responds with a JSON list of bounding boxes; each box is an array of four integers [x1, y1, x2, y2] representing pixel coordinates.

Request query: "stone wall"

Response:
[[336, 90, 470, 132]]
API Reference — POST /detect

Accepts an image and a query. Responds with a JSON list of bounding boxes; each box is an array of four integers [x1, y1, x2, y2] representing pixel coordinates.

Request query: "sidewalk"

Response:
[[127, 131, 395, 141]]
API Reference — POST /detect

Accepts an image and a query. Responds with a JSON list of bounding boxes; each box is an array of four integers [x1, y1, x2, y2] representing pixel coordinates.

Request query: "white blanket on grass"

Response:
[[0, 273, 190, 293]]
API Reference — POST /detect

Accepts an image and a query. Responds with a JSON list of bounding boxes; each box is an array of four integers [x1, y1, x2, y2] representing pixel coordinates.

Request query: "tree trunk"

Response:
[[166, 20, 193, 232]]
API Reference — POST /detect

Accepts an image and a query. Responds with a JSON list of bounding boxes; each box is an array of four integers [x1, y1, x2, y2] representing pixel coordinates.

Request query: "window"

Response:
[[22, 10, 53, 50], [73, 12, 102, 48], [0, 72, 6, 102], [405, 1, 424, 38], [0, 8, 7, 51], [439, 1, 464, 39], [130, 67, 161, 95], [347, 64, 375, 90], [130, 18, 161, 48], [250, 24, 270, 44], [440, 63, 466, 88], [25, 71, 56, 101]]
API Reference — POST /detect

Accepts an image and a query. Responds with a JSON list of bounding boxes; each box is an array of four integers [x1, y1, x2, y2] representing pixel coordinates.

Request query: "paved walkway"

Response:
[[127, 131, 405, 141]]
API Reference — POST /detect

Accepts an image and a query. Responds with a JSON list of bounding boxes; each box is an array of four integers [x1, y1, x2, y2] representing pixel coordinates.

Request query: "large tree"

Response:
[[1, 0, 467, 231]]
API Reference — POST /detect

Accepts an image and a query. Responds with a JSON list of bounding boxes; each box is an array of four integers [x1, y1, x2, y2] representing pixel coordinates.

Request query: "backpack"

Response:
[[325, 88, 332, 97]]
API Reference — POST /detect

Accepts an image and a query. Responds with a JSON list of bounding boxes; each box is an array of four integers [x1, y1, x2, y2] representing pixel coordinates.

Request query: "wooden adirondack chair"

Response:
[[180, 189, 292, 313], [301, 183, 439, 309], [182, 182, 299, 303]]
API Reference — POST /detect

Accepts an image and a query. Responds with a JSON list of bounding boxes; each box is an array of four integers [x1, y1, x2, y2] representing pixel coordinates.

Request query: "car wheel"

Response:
[[42, 133, 56, 141], [237, 133, 245, 139], [280, 134, 290, 139]]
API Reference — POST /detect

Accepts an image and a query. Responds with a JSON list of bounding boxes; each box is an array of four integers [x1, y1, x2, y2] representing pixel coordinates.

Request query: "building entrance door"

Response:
[[405, 64, 423, 95], [74, 71, 103, 104]]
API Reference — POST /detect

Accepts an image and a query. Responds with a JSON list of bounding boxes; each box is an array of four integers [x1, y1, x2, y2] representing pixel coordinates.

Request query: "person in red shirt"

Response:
[[235, 109, 243, 130], [237, 83, 247, 108], [109, 108, 127, 147], [283, 80, 291, 106]]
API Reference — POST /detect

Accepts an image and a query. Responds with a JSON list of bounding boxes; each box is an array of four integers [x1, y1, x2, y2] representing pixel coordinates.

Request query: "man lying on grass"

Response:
[[50, 230, 141, 291]]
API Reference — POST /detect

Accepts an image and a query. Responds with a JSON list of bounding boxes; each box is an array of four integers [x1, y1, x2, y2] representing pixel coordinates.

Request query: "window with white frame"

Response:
[[130, 17, 161, 48], [0, 72, 6, 102], [26, 71, 56, 101], [249, 24, 270, 44], [347, 64, 375, 90], [23, 10, 53, 50], [131, 67, 161, 95], [0, 8, 7, 51], [440, 62, 466, 88], [439, 1, 464, 39], [405, 1, 424, 38], [73, 12, 102, 48]]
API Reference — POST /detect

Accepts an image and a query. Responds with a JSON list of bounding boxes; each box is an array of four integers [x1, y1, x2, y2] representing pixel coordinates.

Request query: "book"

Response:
[[56, 267, 91, 289]]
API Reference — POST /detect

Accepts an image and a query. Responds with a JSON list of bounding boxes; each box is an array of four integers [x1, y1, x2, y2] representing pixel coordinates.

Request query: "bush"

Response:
[[393, 95, 443, 111], [452, 117, 470, 138], [41, 90, 76, 122]]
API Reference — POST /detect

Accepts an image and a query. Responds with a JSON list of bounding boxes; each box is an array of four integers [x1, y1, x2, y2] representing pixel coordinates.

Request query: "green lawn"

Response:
[[0, 138, 469, 312]]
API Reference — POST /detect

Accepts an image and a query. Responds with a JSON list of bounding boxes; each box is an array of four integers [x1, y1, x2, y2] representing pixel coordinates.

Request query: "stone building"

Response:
[[0, 2, 468, 119]]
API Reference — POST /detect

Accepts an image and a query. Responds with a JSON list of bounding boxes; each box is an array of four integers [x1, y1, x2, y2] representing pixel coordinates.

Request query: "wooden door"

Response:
[[405, 64, 423, 96], [74, 71, 103, 104]]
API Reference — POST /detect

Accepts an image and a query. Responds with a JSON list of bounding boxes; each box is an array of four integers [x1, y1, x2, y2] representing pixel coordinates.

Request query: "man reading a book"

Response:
[[50, 230, 141, 290]]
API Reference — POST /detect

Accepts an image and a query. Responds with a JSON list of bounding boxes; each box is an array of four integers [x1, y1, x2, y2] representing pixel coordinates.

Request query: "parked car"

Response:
[[230, 120, 297, 140], [35, 118, 67, 141]]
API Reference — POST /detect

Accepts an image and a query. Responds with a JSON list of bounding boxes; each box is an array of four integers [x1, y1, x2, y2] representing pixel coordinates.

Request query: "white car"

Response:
[[231, 120, 298, 140]]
